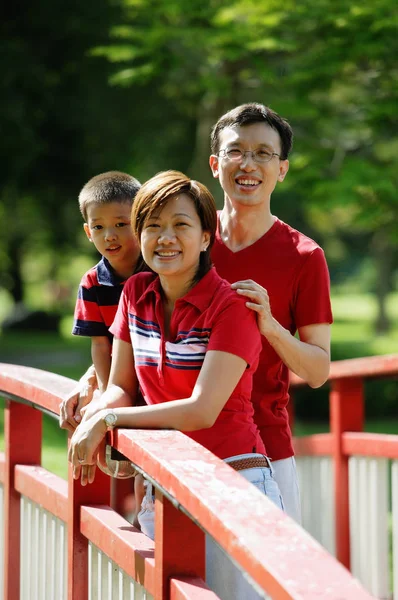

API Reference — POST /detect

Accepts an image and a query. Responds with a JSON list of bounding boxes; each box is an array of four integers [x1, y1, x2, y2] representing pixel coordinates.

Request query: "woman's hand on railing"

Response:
[[79, 393, 107, 423], [59, 365, 98, 432], [68, 410, 107, 485]]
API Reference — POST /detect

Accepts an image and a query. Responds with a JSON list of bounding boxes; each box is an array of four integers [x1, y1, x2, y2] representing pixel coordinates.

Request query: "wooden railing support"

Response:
[[330, 377, 364, 569], [67, 441, 112, 600], [155, 491, 205, 600], [4, 401, 42, 600]]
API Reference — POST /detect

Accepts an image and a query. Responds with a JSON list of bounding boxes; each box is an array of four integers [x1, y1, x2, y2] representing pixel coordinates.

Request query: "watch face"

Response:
[[105, 411, 117, 427]]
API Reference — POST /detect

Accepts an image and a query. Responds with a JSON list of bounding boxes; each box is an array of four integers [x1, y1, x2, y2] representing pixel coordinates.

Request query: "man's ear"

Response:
[[278, 159, 289, 182], [83, 223, 93, 242], [209, 155, 219, 179]]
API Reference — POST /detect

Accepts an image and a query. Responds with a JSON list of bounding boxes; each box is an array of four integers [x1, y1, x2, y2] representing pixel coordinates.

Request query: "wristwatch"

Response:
[[103, 409, 118, 430]]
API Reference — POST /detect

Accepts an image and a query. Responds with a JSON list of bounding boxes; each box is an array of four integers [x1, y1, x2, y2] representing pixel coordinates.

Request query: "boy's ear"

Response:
[[83, 223, 93, 242]]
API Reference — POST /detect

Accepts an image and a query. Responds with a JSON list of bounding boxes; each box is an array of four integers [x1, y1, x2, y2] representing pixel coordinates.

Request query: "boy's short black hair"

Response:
[[79, 171, 141, 221], [210, 103, 293, 160]]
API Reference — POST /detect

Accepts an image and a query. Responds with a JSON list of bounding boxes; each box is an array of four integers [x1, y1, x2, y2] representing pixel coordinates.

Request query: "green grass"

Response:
[[293, 419, 398, 436], [1, 290, 397, 479], [331, 291, 398, 358]]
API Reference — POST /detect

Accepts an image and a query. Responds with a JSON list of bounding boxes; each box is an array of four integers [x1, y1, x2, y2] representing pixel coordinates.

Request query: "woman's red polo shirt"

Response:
[[110, 267, 266, 459]]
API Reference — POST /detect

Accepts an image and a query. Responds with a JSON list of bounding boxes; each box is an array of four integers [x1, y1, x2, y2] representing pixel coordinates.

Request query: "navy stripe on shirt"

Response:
[[78, 284, 124, 307]]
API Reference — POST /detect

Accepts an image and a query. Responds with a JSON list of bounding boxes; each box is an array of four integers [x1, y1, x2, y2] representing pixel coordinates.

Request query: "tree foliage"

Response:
[[1, 0, 397, 331]]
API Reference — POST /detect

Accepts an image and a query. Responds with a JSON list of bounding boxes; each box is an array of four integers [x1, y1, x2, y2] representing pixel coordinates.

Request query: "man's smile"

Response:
[[235, 177, 261, 187]]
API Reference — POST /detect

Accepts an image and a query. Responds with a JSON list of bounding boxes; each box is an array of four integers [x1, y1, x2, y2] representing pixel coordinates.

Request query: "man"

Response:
[[209, 103, 333, 522]]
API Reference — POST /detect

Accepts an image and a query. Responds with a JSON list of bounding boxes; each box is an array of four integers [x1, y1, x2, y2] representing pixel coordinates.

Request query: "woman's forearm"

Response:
[[109, 397, 208, 432], [100, 384, 135, 409]]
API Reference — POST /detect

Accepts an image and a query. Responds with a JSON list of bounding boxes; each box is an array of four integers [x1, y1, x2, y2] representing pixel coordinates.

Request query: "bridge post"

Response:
[[154, 490, 205, 599], [3, 400, 42, 600], [330, 377, 364, 570], [67, 441, 112, 600]]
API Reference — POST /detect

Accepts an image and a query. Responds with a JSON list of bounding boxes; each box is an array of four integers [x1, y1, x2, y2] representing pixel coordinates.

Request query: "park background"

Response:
[[0, 0, 397, 477]]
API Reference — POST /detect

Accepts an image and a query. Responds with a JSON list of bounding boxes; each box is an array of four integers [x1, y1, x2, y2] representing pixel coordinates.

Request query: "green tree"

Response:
[[101, 0, 397, 331], [0, 0, 195, 311]]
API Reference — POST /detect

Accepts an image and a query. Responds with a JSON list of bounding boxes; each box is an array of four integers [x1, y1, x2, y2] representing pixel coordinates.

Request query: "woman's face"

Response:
[[141, 193, 210, 286]]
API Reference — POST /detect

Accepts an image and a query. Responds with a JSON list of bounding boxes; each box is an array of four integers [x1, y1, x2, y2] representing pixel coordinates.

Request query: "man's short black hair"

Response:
[[210, 103, 293, 160]]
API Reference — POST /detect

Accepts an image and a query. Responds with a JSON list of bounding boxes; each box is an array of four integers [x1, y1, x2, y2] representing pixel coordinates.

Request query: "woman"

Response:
[[69, 171, 283, 597]]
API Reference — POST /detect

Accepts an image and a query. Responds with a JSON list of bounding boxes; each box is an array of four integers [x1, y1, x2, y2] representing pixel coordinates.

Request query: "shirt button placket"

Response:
[[157, 339, 165, 385]]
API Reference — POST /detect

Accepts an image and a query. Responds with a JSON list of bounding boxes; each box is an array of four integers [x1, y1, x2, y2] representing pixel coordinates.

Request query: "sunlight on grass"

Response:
[[330, 290, 398, 358], [331, 293, 378, 321], [331, 291, 398, 323]]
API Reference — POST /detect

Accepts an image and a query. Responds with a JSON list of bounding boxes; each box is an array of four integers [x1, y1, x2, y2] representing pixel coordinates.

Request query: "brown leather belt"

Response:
[[228, 456, 270, 471]]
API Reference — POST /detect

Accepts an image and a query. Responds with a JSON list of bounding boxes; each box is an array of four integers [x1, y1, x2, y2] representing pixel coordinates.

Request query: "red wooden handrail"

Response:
[[0, 361, 379, 599], [342, 432, 398, 458], [14, 464, 68, 520]]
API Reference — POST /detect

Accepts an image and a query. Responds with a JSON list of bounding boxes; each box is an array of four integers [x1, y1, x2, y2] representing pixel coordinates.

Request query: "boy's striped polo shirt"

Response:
[[72, 256, 126, 340]]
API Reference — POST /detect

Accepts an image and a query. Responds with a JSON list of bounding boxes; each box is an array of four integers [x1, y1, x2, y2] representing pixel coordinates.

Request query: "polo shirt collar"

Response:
[[96, 257, 125, 286], [136, 267, 221, 310]]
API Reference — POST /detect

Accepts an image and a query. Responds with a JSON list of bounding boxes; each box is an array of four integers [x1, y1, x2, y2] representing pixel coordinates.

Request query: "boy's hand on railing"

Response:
[[59, 365, 98, 431]]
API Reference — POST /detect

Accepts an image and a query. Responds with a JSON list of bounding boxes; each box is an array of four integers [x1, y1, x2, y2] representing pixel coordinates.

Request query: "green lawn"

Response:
[[331, 291, 398, 358], [1, 290, 397, 479]]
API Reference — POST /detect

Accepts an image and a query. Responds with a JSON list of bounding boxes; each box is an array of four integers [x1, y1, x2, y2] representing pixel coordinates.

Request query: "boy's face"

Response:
[[84, 202, 139, 274]]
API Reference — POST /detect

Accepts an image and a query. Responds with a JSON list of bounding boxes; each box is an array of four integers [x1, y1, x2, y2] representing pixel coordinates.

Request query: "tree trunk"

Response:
[[187, 63, 243, 206], [372, 230, 393, 334], [187, 93, 233, 205], [8, 236, 24, 304]]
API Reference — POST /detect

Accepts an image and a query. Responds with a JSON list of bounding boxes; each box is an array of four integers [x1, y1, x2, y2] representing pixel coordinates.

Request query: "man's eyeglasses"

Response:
[[218, 148, 280, 163]]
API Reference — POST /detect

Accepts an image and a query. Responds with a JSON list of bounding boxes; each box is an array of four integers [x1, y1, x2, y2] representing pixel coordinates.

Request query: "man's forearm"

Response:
[[265, 321, 330, 388]]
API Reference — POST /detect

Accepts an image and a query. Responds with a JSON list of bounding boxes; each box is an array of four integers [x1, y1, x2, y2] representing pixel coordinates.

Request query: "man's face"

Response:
[[209, 122, 289, 208]]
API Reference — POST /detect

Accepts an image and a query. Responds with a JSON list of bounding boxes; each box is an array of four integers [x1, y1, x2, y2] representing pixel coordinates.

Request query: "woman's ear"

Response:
[[202, 231, 211, 251]]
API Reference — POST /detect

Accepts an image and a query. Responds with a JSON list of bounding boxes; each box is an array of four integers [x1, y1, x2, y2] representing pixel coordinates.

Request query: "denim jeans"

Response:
[[271, 456, 301, 524], [137, 453, 284, 600], [206, 453, 283, 600]]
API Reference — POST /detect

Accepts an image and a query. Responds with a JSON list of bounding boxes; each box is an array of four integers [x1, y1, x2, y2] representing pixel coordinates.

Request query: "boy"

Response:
[[61, 170, 145, 523], [62, 170, 142, 430]]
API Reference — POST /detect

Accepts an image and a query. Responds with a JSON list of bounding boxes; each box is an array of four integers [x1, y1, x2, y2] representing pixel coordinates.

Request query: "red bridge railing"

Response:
[[290, 353, 398, 598], [0, 361, 377, 600]]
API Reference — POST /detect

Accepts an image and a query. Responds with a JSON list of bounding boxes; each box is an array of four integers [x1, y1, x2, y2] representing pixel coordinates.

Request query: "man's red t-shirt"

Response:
[[212, 217, 333, 460], [110, 267, 265, 459]]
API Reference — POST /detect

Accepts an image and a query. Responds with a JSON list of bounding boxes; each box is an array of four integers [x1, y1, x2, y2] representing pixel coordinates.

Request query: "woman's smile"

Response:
[[155, 249, 181, 258]]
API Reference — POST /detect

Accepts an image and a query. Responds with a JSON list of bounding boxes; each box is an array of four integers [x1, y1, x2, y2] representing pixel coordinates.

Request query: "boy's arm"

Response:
[[59, 336, 111, 432], [59, 363, 98, 432], [90, 336, 112, 393]]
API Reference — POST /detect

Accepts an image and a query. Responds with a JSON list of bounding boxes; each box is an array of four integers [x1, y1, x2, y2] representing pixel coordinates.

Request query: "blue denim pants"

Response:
[[138, 453, 284, 599]]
